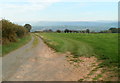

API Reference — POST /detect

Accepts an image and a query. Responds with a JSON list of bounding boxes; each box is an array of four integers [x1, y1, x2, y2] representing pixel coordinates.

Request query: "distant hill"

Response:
[[31, 21, 118, 32]]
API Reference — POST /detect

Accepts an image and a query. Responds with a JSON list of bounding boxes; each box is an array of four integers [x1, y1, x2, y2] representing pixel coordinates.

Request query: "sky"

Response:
[[0, 0, 119, 23]]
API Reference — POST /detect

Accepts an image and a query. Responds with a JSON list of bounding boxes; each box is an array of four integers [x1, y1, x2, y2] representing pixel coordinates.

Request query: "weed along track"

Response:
[[2, 33, 118, 81]]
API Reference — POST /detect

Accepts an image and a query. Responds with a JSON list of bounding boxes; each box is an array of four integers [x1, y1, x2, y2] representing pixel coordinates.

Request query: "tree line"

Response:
[[99, 28, 120, 33], [35, 29, 90, 33], [1, 19, 32, 44], [35, 27, 119, 33]]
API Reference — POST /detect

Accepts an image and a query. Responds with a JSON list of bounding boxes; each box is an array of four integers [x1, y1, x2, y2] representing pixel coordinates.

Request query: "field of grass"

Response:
[[2, 34, 31, 56], [39, 33, 118, 67]]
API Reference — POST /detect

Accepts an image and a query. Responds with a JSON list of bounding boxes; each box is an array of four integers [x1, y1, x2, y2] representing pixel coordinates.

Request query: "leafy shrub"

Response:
[[1, 19, 28, 44], [24, 24, 32, 32], [16, 25, 27, 38]]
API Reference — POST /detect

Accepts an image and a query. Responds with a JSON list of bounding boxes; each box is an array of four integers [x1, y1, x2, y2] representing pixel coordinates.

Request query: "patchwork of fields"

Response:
[[39, 33, 118, 67]]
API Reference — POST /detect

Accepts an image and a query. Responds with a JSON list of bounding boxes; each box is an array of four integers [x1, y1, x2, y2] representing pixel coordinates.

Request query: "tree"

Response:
[[64, 29, 69, 33], [99, 30, 111, 33], [48, 29, 53, 32], [109, 28, 118, 33], [86, 29, 90, 33], [24, 24, 32, 32], [56, 30, 61, 33], [118, 28, 120, 33]]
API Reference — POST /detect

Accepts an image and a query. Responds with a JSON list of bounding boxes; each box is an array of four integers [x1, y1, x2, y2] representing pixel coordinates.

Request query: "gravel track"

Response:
[[2, 35, 99, 81]]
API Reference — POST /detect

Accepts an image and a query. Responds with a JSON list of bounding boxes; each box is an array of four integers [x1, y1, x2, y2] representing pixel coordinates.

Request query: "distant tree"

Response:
[[69, 30, 72, 33], [43, 29, 53, 32], [81, 30, 86, 33], [64, 29, 69, 33], [99, 30, 111, 33], [48, 29, 53, 32], [79, 30, 82, 33], [109, 28, 118, 33], [118, 28, 120, 33], [74, 30, 78, 33], [86, 29, 90, 33], [56, 30, 61, 33], [24, 24, 32, 32]]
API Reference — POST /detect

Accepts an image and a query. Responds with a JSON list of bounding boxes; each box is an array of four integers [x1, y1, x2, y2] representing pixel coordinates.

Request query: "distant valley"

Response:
[[30, 21, 117, 32]]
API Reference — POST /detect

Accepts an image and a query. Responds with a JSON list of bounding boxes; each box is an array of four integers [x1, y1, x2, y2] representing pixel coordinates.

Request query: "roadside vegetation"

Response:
[[39, 33, 118, 67], [2, 35, 31, 56], [32, 34, 39, 48], [1, 19, 32, 56]]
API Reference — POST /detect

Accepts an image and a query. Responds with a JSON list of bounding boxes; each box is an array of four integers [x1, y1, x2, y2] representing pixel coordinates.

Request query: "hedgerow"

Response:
[[2, 19, 28, 44]]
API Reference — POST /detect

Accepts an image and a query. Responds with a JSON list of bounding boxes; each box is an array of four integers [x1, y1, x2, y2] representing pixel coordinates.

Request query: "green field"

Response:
[[2, 34, 31, 56], [39, 33, 118, 67]]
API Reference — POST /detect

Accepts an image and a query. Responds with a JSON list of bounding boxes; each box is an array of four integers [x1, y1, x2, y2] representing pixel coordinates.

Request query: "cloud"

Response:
[[0, 0, 61, 21], [0, 0, 118, 22], [1, 0, 60, 12]]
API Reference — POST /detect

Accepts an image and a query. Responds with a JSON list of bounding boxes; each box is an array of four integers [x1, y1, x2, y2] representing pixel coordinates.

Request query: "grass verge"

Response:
[[2, 34, 31, 56]]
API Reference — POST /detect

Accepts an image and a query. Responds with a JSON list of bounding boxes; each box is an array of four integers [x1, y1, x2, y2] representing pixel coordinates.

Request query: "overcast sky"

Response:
[[0, 0, 119, 23]]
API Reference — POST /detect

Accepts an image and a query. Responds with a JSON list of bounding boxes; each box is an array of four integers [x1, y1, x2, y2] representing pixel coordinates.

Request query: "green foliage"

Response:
[[16, 26, 27, 38], [86, 29, 90, 33], [1, 19, 28, 44], [39, 33, 118, 67], [92, 74, 102, 80], [78, 79, 84, 81], [24, 24, 32, 32], [109, 28, 118, 33]]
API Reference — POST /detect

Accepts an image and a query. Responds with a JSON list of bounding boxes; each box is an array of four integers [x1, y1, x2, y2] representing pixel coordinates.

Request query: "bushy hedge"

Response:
[[2, 19, 28, 44]]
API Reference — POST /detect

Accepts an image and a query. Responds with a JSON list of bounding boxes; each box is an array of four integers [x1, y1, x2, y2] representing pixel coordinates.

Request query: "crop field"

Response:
[[39, 33, 118, 67]]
